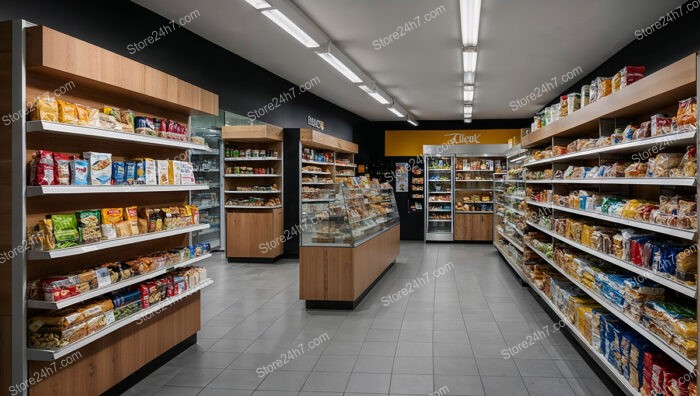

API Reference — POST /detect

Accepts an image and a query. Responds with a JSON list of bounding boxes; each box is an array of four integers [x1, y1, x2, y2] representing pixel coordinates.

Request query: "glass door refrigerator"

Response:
[[424, 154, 454, 241]]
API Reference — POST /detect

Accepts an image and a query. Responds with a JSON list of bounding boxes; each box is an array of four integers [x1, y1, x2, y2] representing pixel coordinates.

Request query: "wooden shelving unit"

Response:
[[5, 22, 219, 395], [222, 125, 284, 262], [498, 54, 700, 394]]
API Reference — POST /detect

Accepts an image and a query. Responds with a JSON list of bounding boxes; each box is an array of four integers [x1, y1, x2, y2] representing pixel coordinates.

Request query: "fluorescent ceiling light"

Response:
[[464, 118, 472, 123], [359, 84, 390, 105], [317, 44, 364, 83], [407, 116, 418, 126], [262, 9, 319, 48], [244, 0, 271, 9], [388, 107, 405, 118], [460, 0, 482, 46], [464, 72, 475, 85], [464, 104, 473, 116], [463, 47, 478, 73], [463, 85, 474, 102]]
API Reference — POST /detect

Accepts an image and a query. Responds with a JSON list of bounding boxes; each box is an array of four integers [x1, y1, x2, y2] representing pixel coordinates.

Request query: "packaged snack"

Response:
[[112, 161, 125, 185], [650, 114, 673, 136], [188, 205, 200, 224], [124, 206, 139, 235], [120, 110, 135, 132], [75, 104, 89, 126], [28, 321, 87, 349], [624, 163, 648, 178], [51, 214, 80, 248], [30, 150, 55, 186], [590, 78, 599, 103], [83, 152, 112, 185], [134, 160, 146, 184], [156, 160, 169, 185], [114, 220, 132, 238], [145, 158, 157, 185], [53, 153, 71, 185], [677, 97, 697, 131], [70, 158, 89, 185], [653, 153, 683, 177], [57, 99, 78, 124], [30, 93, 58, 122], [76, 210, 102, 244], [98, 112, 119, 130], [38, 218, 56, 251], [180, 162, 195, 185], [633, 121, 650, 140], [101, 208, 123, 240], [125, 161, 136, 185], [612, 72, 621, 92], [87, 106, 100, 127], [598, 77, 612, 99]]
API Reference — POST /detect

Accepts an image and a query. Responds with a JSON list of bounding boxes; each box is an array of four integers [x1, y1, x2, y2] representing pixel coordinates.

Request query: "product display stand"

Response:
[[497, 54, 699, 395], [6, 22, 219, 395], [453, 154, 503, 241], [494, 148, 527, 280], [222, 125, 284, 262]]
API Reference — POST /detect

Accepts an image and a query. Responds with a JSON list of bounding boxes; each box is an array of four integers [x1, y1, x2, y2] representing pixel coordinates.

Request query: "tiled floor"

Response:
[[125, 242, 618, 396]]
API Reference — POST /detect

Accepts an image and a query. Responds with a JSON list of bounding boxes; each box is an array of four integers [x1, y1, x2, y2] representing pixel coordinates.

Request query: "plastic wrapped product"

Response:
[[633, 121, 651, 140], [677, 97, 697, 131], [112, 161, 125, 185], [653, 153, 683, 177], [624, 162, 648, 178], [53, 153, 71, 186], [30, 93, 58, 122], [75, 104, 89, 126], [621, 125, 636, 142], [76, 210, 101, 244], [650, 114, 673, 136], [31, 150, 55, 186], [70, 158, 88, 185], [83, 152, 112, 185], [567, 93, 580, 113], [598, 77, 613, 99], [51, 214, 80, 248], [57, 99, 78, 124]]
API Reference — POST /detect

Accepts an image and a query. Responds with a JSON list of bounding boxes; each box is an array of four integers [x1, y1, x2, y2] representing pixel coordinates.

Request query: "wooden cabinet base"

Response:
[[27, 293, 201, 396], [454, 213, 493, 241], [226, 209, 284, 261], [299, 225, 400, 309]]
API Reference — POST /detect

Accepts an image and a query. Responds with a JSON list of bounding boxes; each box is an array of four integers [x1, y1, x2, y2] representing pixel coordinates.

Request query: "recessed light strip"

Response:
[[459, 0, 482, 122]]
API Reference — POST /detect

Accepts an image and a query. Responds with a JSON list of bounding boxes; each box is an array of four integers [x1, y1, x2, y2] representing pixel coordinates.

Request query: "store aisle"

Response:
[[125, 242, 617, 396]]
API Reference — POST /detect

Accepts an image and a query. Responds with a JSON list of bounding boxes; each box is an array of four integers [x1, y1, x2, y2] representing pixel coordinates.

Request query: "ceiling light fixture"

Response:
[[244, 0, 271, 9], [388, 102, 407, 118], [462, 47, 478, 73], [317, 43, 364, 83], [460, 0, 482, 47], [464, 118, 472, 123], [261, 9, 319, 48], [463, 85, 475, 102], [407, 116, 418, 126], [359, 84, 390, 105], [464, 104, 473, 118]]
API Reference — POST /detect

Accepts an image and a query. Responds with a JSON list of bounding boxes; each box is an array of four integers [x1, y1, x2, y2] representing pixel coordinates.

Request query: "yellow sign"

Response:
[[385, 129, 520, 156]]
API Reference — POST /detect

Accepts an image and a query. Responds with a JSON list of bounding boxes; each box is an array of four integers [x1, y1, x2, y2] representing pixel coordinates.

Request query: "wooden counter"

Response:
[[454, 213, 493, 241], [299, 224, 400, 309]]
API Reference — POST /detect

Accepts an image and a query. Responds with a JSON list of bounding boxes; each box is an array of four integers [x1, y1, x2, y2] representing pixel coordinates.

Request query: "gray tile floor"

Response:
[[125, 242, 617, 396]]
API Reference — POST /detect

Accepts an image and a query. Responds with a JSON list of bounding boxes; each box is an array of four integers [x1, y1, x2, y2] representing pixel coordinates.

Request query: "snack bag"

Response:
[[120, 110, 135, 132], [100, 208, 123, 240], [75, 104, 89, 126], [144, 158, 157, 185], [124, 206, 139, 235], [70, 158, 89, 185], [31, 150, 55, 186], [51, 214, 80, 248], [677, 97, 697, 131], [83, 152, 112, 185], [57, 100, 78, 124], [112, 162, 125, 185], [87, 106, 100, 127], [169, 160, 182, 185], [30, 93, 58, 122], [76, 210, 102, 244]]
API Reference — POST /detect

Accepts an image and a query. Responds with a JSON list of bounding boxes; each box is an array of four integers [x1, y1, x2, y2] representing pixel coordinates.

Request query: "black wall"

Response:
[[0, 0, 364, 139], [544, 0, 700, 109]]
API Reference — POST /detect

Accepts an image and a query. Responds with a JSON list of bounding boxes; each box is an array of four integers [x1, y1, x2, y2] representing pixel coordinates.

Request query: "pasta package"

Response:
[[83, 152, 112, 185], [157, 160, 170, 185], [30, 93, 58, 122], [57, 99, 78, 124]]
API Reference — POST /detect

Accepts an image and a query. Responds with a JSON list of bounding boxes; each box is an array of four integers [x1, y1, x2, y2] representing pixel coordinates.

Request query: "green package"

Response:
[[51, 214, 80, 248]]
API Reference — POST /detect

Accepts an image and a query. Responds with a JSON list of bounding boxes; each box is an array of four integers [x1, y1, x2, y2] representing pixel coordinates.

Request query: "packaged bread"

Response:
[[30, 93, 58, 122], [57, 99, 78, 124], [651, 114, 673, 136], [677, 97, 697, 131], [28, 321, 87, 349], [598, 77, 612, 99], [624, 162, 648, 178], [653, 153, 683, 177]]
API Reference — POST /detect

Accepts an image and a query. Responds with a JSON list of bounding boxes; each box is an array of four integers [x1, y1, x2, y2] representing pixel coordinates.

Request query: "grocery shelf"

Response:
[[524, 277, 640, 396], [496, 229, 524, 252], [301, 160, 334, 166], [495, 202, 525, 217], [429, 191, 452, 194], [428, 209, 452, 212], [526, 178, 696, 186], [224, 205, 283, 209], [551, 205, 696, 240], [523, 131, 697, 167], [494, 243, 526, 281], [301, 199, 334, 203], [504, 194, 525, 201], [301, 182, 336, 186], [504, 220, 524, 236], [26, 224, 210, 260], [27, 254, 213, 310], [455, 169, 493, 172], [224, 190, 281, 194], [301, 171, 331, 175], [224, 157, 281, 162], [26, 184, 209, 196], [504, 179, 525, 183], [26, 279, 214, 361], [525, 200, 552, 209], [26, 121, 211, 151], [455, 211, 494, 214], [224, 174, 282, 178], [428, 219, 452, 222], [428, 169, 451, 172], [455, 179, 494, 182], [334, 163, 357, 168], [455, 188, 493, 191], [525, 241, 697, 372], [526, 221, 696, 298]]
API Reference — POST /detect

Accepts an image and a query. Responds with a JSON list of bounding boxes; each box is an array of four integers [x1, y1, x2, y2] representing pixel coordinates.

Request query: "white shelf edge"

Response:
[[334, 163, 357, 168], [224, 174, 282, 178], [224, 205, 282, 209], [27, 224, 210, 260], [526, 221, 697, 298], [455, 179, 495, 182], [224, 190, 281, 194], [224, 157, 281, 161], [429, 192, 452, 194], [523, 131, 697, 167], [26, 121, 212, 151], [27, 254, 213, 310], [495, 202, 525, 217], [455, 211, 494, 214], [26, 184, 209, 196], [301, 172, 332, 175], [524, 241, 697, 372], [26, 279, 214, 361], [494, 243, 526, 281], [428, 219, 452, 222], [526, 178, 696, 186], [496, 229, 524, 252], [301, 160, 335, 166], [525, 200, 552, 209], [551, 205, 696, 240]]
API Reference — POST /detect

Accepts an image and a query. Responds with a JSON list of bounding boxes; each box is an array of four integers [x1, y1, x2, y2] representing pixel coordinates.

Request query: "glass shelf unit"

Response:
[[425, 156, 453, 241]]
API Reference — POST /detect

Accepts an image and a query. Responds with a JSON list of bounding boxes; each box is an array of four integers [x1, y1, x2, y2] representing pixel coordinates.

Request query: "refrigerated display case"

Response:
[[425, 155, 453, 241]]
